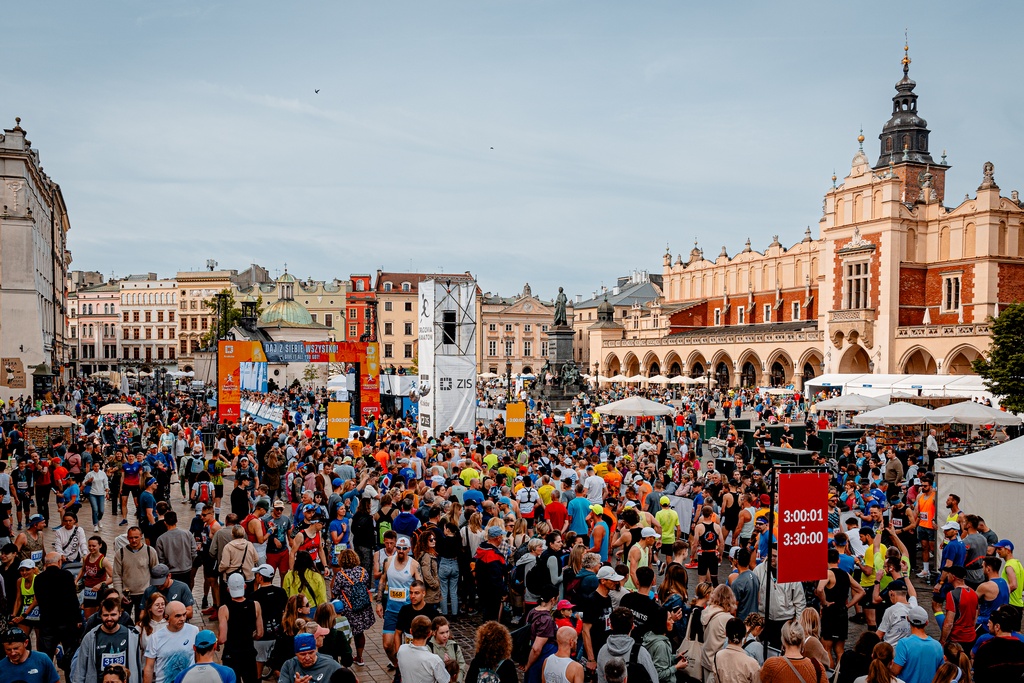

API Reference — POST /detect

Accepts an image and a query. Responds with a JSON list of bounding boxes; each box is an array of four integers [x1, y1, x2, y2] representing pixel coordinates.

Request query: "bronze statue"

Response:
[[553, 287, 568, 327]]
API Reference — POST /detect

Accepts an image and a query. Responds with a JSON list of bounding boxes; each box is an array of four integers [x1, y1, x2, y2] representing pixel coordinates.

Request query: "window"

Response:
[[190, 300, 197, 310], [133, 311, 140, 322], [325, 314, 333, 328], [488, 323, 496, 332], [523, 341, 532, 357], [384, 301, 393, 312], [384, 322, 393, 335], [350, 324, 357, 337], [201, 318, 209, 330], [133, 348, 140, 360], [524, 324, 532, 332], [181, 340, 187, 353], [401, 282, 410, 292], [382, 282, 392, 292], [714, 308, 722, 326], [124, 348, 130, 360], [541, 325, 548, 332], [505, 324, 513, 332], [404, 344, 413, 359], [133, 329, 140, 340], [157, 328, 164, 339], [737, 306, 745, 325], [157, 347, 164, 360], [404, 302, 412, 312], [145, 328, 152, 339], [190, 340, 199, 353], [310, 313, 318, 323], [168, 311, 174, 322], [404, 322, 414, 336], [943, 275, 962, 312], [541, 341, 548, 357], [792, 302, 801, 320], [488, 341, 497, 356], [190, 318, 197, 330], [844, 261, 870, 309], [355, 280, 365, 292], [157, 311, 164, 322], [169, 347, 175, 359], [505, 340, 514, 356], [383, 343, 394, 358], [123, 328, 130, 339]]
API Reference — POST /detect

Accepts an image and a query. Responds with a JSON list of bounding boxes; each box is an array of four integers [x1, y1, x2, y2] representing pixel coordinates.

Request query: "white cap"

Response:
[[227, 572, 246, 598], [640, 527, 658, 539], [596, 566, 625, 582], [941, 521, 961, 531]]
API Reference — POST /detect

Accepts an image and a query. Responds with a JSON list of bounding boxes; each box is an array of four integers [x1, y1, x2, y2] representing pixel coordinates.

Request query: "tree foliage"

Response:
[[972, 302, 1024, 412], [202, 290, 263, 345]]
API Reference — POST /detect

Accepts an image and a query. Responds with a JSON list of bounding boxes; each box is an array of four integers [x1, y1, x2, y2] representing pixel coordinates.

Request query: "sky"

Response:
[[3, 1, 1022, 302]]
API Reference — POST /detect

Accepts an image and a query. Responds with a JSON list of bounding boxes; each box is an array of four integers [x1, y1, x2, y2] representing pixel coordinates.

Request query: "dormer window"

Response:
[[382, 282, 393, 292], [401, 282, 411, 292], [355, 280, 365, 292]]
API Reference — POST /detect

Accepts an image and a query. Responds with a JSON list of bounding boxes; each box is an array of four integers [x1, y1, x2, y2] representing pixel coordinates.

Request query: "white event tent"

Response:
[[936, 439, 1024, 554], [806, 373, 991, 401]]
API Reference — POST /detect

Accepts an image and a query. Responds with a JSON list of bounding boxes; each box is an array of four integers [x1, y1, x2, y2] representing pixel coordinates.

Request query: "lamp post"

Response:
[[504, 336, 513, 402], [706, 367, 712, 392]]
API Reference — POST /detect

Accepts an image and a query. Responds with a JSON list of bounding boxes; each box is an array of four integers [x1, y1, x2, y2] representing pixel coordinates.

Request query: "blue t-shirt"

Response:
[[462, 489, 485, 508], [972, 630, 1024, 656], [64, 482, 80, 505], [893, 635, 944, 683], [139, 490, 157, 526], [173, 662, 237, 683], [943, 539, 966, 568], [0, 650, 60, 683], [837, 553, 856, 575], [566, 496, 592, 535]]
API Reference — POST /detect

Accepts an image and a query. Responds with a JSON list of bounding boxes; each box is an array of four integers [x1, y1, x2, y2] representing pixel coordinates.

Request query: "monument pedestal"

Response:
[[532, 326, 584, 410]]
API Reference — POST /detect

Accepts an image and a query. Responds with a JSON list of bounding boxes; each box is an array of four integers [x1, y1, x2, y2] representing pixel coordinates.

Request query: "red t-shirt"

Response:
[[945, 586, 979, 643], [545, 501, 567, 531]]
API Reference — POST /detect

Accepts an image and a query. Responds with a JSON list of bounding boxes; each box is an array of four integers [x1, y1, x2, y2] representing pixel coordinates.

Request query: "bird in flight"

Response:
[[315, 89, 320, 94], [490, 147, 494, 149]]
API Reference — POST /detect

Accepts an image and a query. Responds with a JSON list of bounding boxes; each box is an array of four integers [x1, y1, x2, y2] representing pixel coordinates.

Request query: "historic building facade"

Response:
[[69, 281, 121, 376], [0, 118, 72, 397], [478, 283, 561, 376], [592, 51, 1023, 389], [120, 275, 179, 368]]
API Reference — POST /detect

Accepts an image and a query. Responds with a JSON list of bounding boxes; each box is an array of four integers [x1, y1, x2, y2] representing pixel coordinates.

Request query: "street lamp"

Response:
[[504, 336, 513, 402], [706, 367, 713, 392]]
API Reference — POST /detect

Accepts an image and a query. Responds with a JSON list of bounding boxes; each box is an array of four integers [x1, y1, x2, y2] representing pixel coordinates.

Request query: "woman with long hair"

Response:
[[268, 594, 311, 677], [930, 663, 963, 683], [436, 522, 462, 617], [510, 518, 530, 549], [799, 606, 831, 670], [643, 606, 689, 683], [562, 545, 586, 591], [331, 548, 375, 666], [466, 621, 517, 683], [284, 549, 327, 606], [137, 592, 168, 651], [658, 562, 690, 603], [523, 586, 560, 683], [942, 643, 971, 683], [415, 529, 441, 609], [853, 642, 902, 683], [314, 601, 353, 667], [701, 584, 737, 674], [77, 536, 113, 618]]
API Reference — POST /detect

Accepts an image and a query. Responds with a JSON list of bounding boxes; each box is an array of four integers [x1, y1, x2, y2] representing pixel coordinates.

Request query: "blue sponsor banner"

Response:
[[262, 342, 308, 363]]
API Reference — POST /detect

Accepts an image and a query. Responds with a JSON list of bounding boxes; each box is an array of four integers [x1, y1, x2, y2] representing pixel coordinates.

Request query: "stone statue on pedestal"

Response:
[[553, 287, 568, 327]]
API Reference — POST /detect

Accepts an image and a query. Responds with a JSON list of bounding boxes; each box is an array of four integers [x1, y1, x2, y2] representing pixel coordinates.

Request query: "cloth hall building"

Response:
[[589, 53, 1024, 389]]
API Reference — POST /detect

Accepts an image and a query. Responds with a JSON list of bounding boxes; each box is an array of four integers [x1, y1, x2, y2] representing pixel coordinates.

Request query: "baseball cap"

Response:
[[227, 572, 246, 598], [294, 633, 317, 653], [332, 478, 343, 487], [254, 498, 271, 511], [255, 564, 275, 579], [28, 514, 45, 526], [887, 579, 908, 593], [596, 566, 625, 582], [555, 599, 575, 610], [486, 526, 504, 538], [590, 504, 604, 516], [396, 536, 412, 548], [729, 547, 742, 560], [150, 564, 170, 586], [2, 627, 28, 642], [660, 496, 670, 506], [194, 630, 218, 648], [640, 527, 658, 539], [996, 539, 1016, 551], [273, 500, 286, 509], [907, 605, 930, 626], [941, 521, 961, 531], [194, 503, 206, 514], [18, 559, 35, 570], [759, 494, 771, 506]]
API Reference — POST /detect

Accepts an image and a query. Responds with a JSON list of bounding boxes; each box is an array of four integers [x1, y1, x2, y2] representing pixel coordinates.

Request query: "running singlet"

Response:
[[594, 520, 609, 562], [385, 557, 414, 614], [83, 554, 108, 599], [1003, 558, 1024, 608], [543, 655, 574, 683], [699, 524, 720, 555], [296, 530, 322, 565], [122, 461, 142, 487], [915, 492, 936, 529]]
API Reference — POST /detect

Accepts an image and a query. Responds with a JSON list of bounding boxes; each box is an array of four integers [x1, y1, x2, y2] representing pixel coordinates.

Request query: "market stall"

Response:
[[25, 414, 77, 449]]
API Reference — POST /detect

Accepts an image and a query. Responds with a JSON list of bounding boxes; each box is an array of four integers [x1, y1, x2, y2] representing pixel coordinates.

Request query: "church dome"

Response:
[[597, 296, 614, 321], [259, 299, 314, 326]]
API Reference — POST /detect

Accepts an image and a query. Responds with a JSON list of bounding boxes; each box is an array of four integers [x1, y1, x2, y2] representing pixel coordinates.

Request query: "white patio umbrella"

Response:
[[626, 374, 646, 383], [478, 372, 498, 379], [99, 403, 138, 415], [609, 374, 630, 383], [814, 394, 888, 411], [929, 401, 1022, 426], [596, 395, 675, 417], [853, 402, 942, 425], [647, 374, 671, 385], [669, 376, 688, 385], [26, 415, 78, 428], [598, 375, 612, 383]]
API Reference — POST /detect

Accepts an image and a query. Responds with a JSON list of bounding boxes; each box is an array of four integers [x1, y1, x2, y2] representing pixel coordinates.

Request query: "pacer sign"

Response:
[[776, 472, 829, 584]]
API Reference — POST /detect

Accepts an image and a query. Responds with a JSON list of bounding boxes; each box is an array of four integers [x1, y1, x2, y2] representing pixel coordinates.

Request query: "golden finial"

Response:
[[857, 127, 865, 148], [902, 30, 911, 72]]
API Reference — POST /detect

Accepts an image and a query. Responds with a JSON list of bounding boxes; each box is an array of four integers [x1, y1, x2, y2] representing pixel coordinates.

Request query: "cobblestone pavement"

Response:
[[32, 465, 938, 682]]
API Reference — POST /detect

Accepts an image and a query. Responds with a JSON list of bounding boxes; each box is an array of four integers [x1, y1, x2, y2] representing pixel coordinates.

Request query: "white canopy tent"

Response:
[[928, 401, 1022, 426], [596, 395, 675, 417], [806, 373, 993, 401], [936, 439, 1024, 554], [852, 402, 941, 425], [813, 393, 888, 411]]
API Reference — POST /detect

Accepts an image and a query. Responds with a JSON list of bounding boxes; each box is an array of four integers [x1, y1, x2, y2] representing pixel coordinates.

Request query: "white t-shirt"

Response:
[[145, 623, 199, 683], [584, 475, 605, 504], [83, 470, 110, 497], [878, 597, 918, 645]]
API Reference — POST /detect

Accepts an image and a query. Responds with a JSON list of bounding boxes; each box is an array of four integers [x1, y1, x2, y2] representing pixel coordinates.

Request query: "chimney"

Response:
[[575, 294, 582, 304]]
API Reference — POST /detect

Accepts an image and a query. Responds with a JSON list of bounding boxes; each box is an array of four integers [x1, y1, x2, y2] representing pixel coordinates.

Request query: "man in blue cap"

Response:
[[171, 630, 236, 683], [279, 633, 341, 683]]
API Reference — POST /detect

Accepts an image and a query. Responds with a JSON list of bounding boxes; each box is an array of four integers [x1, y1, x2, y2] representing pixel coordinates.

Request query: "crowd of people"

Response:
[[0, 379, 1019, 683]]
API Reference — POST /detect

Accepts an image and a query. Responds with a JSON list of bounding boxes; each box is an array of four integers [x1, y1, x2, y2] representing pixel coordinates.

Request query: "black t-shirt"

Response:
[[582, 592, 613, 656], [395, 603, 439, 639], [618, 591, 660, 638], [254, 585, 288, 639]]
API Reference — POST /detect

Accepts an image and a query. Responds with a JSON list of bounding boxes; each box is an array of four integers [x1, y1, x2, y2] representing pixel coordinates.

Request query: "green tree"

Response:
[[202, 290, 263, 345], [973, 302, 1024, 412]]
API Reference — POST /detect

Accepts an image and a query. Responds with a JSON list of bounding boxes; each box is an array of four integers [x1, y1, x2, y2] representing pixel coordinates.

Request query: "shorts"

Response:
[[266, 549, 290, 576], [820, 605, 849, 641], [662, 545, 675, 557], [383, 610, 400, 634], [255, 639, 275, 663], [917, 527, 935, 542], [214, 484, 224, 499], [858, 591, 878, 611], [697, 553, 719, 576]]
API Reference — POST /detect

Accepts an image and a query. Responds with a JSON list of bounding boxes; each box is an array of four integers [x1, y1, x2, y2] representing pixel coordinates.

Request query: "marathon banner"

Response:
[[217, 341, 266, 423], [776, 472, 830, 583], [327, 402, 351, 439], [506, 402, 526, 438]]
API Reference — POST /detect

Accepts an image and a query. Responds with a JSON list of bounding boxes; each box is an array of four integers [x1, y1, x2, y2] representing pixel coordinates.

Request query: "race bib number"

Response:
[[30, 550, 43, 563], [83, 588, 98, 600], [26, 605, 40, 620], [919, 511, 930, 521], [17, 482, 27, 489], [891, 518, 903, 529], [389, 587, 408, 602], [101, 652, 126, 669]]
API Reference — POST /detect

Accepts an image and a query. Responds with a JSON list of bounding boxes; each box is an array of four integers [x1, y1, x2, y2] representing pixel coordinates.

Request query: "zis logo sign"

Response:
[[439, 377, 474, 390], [439, 377, 453, 390]]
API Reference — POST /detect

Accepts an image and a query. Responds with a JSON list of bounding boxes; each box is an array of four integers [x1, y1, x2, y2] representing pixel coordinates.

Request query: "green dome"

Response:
[[259, 299, 314, 326]]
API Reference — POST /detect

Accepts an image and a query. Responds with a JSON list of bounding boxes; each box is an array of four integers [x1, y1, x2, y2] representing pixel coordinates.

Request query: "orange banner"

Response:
[[506, 402, 526, 438], [327, 402, 351, 439]]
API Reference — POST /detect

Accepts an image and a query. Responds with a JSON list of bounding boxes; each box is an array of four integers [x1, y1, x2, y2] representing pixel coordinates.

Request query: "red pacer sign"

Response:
[[776, 472, 829, 584]]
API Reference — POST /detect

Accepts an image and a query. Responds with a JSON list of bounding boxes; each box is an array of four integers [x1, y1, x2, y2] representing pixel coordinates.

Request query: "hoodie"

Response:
[[597, 634, 659, 683], [753, 560, 805, 621], [73, 623, 143, 683]]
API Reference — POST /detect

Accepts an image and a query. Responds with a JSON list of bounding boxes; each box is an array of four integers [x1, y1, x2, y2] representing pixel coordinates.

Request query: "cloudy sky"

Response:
[[3, 2, 1022, 301]]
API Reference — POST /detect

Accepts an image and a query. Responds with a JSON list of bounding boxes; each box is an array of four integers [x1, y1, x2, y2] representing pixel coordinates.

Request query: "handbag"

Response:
[[679, 610, 704, 681]]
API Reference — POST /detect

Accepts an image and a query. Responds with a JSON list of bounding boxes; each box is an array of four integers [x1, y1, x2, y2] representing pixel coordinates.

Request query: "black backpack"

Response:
[[627, 640, 654, 683], [526, 559, 552, 596]]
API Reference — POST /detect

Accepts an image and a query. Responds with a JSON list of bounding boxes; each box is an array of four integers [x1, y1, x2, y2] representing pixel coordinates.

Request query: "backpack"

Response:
[[207, 459, 218, 475], [196, 482, 212, 505], [526, 559, 552, 597], [627, 640, 654, 683], [510, 563, 528, 593], [190, 457, 204, 474], [477, 660, 506, 683], [511, 541, 531, 564]]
